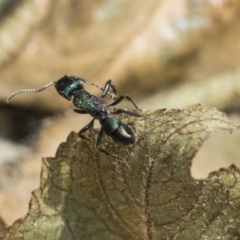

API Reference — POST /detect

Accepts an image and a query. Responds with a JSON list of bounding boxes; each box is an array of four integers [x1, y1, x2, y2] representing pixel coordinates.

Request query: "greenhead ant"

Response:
[[7, 75, 142, 158]]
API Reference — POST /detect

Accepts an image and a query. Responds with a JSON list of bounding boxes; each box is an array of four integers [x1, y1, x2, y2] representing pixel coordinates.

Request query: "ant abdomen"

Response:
[[111, 124, 135, 146], [99, 114, 135, 146]]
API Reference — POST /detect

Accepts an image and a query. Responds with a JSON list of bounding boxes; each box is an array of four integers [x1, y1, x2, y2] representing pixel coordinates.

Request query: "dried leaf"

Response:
[[1, 105, 240, 240]]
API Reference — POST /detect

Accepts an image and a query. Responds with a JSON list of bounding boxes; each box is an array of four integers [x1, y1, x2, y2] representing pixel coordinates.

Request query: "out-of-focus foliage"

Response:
[[2, 0, 240, 110]]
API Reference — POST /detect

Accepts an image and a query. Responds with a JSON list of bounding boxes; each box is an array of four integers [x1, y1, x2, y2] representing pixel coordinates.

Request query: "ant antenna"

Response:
[[6, 81, 57, 103], [78, 77, 117, 99], [78, 77, 103, 90]]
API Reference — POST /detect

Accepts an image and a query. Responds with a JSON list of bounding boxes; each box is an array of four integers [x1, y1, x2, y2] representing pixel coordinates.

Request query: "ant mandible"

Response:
[[7, 75, 142, 158]]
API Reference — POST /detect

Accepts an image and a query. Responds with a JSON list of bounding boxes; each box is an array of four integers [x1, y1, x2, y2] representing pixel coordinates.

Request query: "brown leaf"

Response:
[[1, 105, 239, 240]]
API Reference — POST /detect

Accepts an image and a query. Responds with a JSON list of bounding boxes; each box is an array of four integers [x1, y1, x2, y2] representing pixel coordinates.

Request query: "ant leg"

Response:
[[96, 128, 112, 156], [74, 109, 88, 114], [112, 108, 142, 117], [101, 80, 118, 99], [78, 118, 95, 140], [107, 95, 139, 109]]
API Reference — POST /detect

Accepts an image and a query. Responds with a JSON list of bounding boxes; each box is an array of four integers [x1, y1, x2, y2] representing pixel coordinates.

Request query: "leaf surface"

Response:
[[1, 105, 240, 240]]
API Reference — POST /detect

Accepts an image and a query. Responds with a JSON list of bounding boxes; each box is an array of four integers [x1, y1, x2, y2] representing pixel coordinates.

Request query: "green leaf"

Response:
[[1, 105, 240, 240]]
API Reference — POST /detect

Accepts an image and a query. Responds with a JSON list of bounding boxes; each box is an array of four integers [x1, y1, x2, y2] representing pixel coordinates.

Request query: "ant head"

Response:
[[55, 75, 84, 100]]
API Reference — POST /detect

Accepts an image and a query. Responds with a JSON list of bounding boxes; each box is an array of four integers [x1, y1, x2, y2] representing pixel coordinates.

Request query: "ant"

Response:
[[7, 75, 142, 158]]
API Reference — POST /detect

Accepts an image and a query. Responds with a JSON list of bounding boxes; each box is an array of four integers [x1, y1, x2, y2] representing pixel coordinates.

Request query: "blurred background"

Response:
[[0, 0, 240, 228]]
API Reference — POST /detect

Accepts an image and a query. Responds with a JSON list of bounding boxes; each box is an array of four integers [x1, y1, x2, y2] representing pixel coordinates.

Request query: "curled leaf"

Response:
[[1, 105, 240, 240]]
